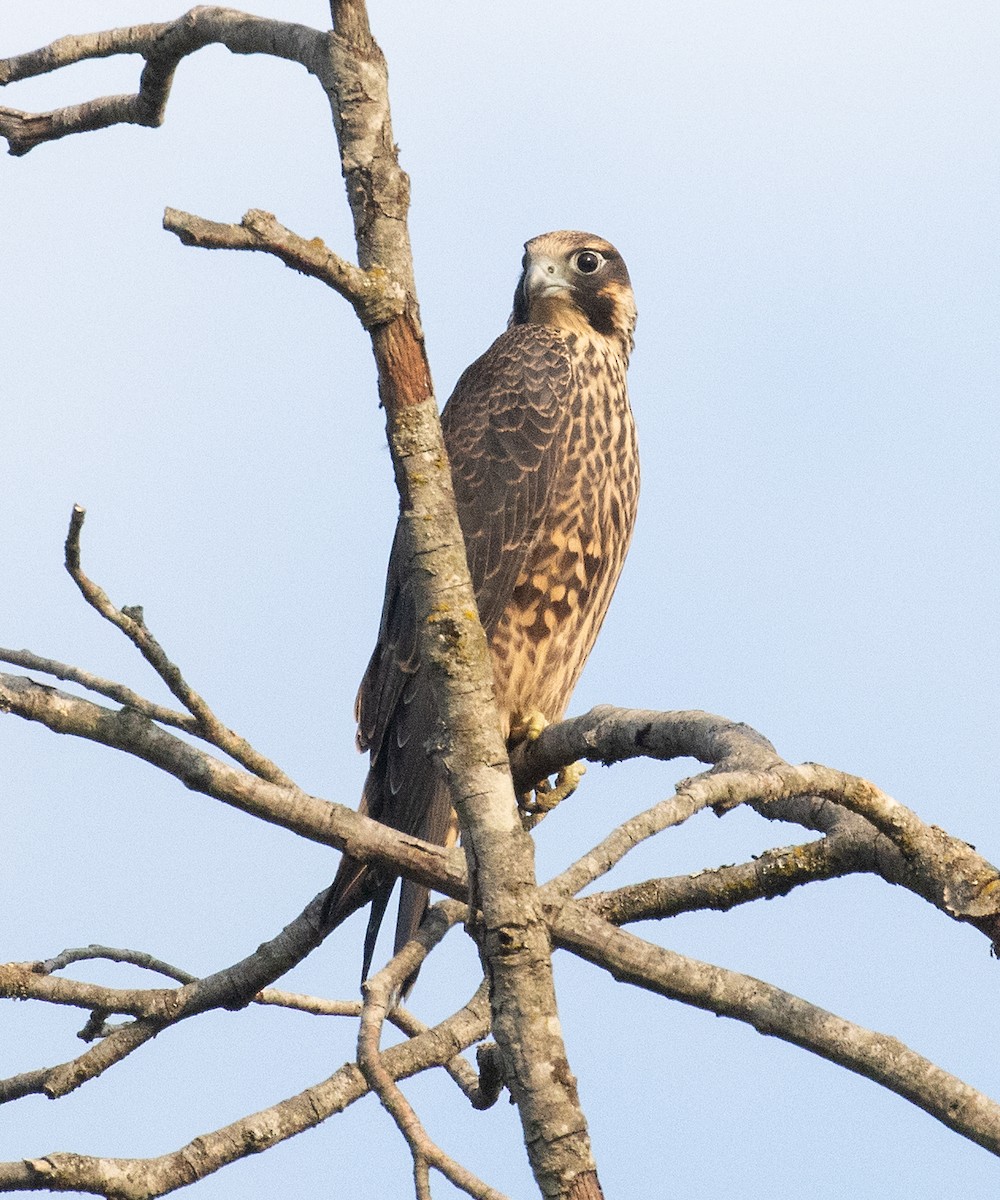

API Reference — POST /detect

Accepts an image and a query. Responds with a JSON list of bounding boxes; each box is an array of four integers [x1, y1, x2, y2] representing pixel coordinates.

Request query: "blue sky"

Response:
[[3, 2, 999, 1195]]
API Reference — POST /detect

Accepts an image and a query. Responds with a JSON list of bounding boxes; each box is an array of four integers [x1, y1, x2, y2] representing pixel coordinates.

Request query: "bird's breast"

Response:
[[490, 348, 638, 734]]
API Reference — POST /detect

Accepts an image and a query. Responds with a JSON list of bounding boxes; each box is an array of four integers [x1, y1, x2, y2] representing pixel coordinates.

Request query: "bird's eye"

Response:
[[574, 250, 603, 275]]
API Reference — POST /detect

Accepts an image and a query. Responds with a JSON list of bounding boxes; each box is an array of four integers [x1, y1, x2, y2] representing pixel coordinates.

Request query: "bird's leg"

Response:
[[509, 709, 587, 827], [508, 708, 550, 744]]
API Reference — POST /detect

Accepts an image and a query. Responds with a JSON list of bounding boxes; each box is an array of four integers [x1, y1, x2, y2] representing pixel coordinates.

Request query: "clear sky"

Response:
[[3, 2, 999, 1196]]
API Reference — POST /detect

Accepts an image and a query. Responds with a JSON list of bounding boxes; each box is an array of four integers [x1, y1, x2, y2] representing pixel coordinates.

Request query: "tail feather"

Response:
[[321, 855, 382, 937], [324, 763, 456, 988]]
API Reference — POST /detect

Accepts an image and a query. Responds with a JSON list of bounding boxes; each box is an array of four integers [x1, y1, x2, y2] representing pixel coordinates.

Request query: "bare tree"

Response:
[[2, 5, 998, 1198]]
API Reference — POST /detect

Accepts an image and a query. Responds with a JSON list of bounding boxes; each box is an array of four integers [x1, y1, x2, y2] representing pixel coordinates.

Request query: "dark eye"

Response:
[[574, 250, 603, 275]]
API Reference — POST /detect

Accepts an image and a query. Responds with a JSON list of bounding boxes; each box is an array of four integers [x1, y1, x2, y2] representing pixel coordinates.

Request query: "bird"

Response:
[[322, 230, 639, 979]]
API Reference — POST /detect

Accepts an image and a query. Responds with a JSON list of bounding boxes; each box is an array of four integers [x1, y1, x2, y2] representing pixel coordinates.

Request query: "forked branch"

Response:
[[0, 8, 328, 155], [529, 706, 1000, 948], [357, 906, 508, 1200], [0, 891, 333, 1101], [0, 981, 492, 1198]]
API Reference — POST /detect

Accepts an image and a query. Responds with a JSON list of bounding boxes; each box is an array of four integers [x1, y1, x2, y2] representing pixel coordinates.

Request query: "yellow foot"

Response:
[[518, 761, 587, 828], [510, 709, 586, 827]]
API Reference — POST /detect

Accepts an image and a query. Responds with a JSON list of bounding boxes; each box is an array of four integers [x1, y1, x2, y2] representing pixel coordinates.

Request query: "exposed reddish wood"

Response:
[[371, 312, 434, 411]]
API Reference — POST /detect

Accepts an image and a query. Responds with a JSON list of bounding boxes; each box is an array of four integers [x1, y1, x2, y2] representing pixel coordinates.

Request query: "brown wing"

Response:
[[443, 325, 574, 636], [323, 325, 576, 975]]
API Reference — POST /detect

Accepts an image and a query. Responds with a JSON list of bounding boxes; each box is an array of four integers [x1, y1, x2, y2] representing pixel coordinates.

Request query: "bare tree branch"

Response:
[[0, 1016, 162, 1105], [0, 901, 456, 1110], [543, 780, 717, 899], [0, 8, 329, 156], [64, 504, 295, 787], [580, 836, 852, 924], [528, 707, 1000, 947], [0, 981, 493, 1197], [6, 658, 997, 954], [0, 648, 199, 734], [1, 964, 171, 1021], [358, 907, 509, 1200], [38, 945, 195, 983], [0, 671, 468, 900], [163, 207, 405, 325], [683, 761, 1000, 934], [6, 935, 484, 1102], [511, 704, 782, 792], [0, 893, 331, 1100], [552, 903, 1000, 1157]]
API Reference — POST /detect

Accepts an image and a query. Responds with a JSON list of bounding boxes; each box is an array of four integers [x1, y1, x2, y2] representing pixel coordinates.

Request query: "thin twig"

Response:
[[35, 947, 376, 1019], [0, 648, 198, 733], [544, 785, 715, 899], [64, 504, 295, 786], [39, 944, 197, 983]]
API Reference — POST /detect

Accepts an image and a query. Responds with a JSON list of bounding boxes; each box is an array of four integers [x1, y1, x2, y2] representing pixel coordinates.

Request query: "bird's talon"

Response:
[[547, 761, 586, 807], [517, 761, 586, 825]]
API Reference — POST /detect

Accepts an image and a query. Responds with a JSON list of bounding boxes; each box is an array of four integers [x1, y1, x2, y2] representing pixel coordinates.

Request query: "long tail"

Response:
[[321, 855, 399, 981], [321, 775, 453, 985]]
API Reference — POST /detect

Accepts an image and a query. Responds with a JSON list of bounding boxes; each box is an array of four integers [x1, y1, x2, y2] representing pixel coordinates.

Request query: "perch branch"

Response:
[[6, 666, 997, 952], [526, 707, 1000, 947], [510, 705, 782, 791]]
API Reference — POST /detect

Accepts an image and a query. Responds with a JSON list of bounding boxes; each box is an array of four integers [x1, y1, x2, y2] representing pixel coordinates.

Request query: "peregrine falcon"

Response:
[[323, 231, 639, 977]]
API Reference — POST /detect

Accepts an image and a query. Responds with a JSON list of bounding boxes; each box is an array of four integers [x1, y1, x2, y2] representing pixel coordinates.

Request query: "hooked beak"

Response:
[[523, 255, 570, 301]]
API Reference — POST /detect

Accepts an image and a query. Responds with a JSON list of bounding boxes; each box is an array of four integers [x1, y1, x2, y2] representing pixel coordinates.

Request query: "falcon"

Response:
[[323, 231, 639, 977]]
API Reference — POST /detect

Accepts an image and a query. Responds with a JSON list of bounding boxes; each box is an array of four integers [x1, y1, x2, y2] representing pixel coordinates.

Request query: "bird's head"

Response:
[[509, 231, 636, 352]]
